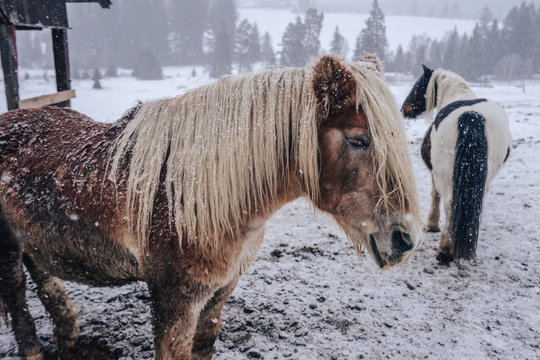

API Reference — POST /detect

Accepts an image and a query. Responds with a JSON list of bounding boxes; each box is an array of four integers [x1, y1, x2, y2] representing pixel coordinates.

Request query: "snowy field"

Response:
[[0, 64, 538, 360]]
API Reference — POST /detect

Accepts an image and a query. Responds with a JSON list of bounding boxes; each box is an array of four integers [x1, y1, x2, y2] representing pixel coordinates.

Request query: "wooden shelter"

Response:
[[0, 0, 111, 111]]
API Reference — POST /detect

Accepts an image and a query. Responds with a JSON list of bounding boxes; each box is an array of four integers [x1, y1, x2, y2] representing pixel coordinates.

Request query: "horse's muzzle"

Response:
[[400, 104, 415, 118], [368, 229, 416, 269], [391, 229, 414, 253]]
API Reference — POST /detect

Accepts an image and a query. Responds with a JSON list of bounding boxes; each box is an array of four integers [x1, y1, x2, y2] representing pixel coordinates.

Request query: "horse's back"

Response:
[[430, 100, 512, 197], [0, 107, 108, 164], [0, 106, 141, 286]]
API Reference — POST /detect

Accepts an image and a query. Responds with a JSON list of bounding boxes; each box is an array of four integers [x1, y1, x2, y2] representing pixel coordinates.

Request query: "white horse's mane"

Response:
[[425, 69, 475, 121]]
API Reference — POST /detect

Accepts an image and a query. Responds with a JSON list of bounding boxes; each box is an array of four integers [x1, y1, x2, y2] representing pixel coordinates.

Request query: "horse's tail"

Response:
[[451, 111, 488, 259]]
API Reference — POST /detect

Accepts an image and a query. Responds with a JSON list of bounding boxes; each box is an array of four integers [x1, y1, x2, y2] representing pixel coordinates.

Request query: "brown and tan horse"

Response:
[[0, 55, 422, 359]]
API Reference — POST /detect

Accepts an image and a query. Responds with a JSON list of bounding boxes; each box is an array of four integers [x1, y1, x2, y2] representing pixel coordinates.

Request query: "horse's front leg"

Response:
[[426, 177, 441, 232], [149, 278, 212, 360], [0, 227, 44, 360], [191, 278, 239, 360], [192, 229, 265, 359], [22, 254, 79, 350]]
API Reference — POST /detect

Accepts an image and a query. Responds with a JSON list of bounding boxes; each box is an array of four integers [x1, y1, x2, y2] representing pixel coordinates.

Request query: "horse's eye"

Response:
[[346, 136, 370, 149]]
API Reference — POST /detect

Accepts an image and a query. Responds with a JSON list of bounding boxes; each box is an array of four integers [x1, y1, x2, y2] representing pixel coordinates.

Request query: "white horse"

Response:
[[401, 65, 512, 262]]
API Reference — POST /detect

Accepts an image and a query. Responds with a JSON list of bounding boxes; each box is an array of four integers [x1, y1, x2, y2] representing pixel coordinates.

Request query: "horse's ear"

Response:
[[358, 54, 383, 75], [422, 64, 433, 76], [313, 55, 356, 118]]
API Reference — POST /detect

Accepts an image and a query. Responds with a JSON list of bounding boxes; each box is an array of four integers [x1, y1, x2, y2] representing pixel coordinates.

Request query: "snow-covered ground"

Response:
[[0, 66, 539, 359]]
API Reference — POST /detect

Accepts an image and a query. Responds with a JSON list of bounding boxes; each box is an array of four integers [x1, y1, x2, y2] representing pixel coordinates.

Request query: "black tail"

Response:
[[451, 111, 488, 259]]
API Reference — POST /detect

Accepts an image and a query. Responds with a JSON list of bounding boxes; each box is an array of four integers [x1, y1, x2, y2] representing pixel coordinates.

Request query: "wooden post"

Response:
[[0, 24, 19, 111], [51, 28, 71, 107]]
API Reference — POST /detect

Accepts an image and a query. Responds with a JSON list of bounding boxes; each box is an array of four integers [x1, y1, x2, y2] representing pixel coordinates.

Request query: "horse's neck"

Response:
[[438, 82, 476, 108]]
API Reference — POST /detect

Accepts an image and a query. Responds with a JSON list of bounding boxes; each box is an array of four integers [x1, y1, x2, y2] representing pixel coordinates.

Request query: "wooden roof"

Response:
[[0, 0, 110, 29]]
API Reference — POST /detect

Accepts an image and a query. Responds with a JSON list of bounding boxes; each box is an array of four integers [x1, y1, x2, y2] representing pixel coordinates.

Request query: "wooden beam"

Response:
[[65, 0, 112, 9], [0, 23, 19, 110], [51, 28, 71, 107], [18, 90, 76, 110]]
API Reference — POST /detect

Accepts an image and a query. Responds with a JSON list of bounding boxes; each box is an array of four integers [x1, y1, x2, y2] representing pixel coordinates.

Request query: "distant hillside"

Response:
[[239, 9, 475, 56], [238, 0, 539, 19]]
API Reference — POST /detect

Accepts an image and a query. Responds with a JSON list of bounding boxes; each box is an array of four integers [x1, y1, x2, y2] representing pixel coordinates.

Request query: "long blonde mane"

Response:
[[347, 62, 421, 223], [108, 59, 421, 251], [425, 69, 474, 122]]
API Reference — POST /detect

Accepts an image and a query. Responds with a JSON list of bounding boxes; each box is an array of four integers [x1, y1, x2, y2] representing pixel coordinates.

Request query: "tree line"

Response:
[[386, 3, 540, 81], [15, 0, 387, 79], [17, 0, 263, 79], [15, 0, 540, 81]]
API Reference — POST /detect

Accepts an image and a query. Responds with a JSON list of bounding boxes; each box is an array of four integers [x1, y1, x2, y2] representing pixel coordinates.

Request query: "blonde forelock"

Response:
[[347, 61, 422, 224]]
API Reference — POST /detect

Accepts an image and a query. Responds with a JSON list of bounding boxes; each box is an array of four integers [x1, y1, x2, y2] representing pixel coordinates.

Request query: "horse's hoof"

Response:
[[436, 250, 454, 263], [24, 352, 45, 360], [54, 335, 77, 349], [425, 224, 440, 232], [192, 354, 213, 360]]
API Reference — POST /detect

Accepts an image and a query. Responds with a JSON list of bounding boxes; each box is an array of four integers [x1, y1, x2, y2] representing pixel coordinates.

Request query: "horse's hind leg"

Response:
[[426, 177, 441, 232], [22, 253, 80, 349], [0, 227, 44, 359], [436, 202, 454, 263], [192, 278, 239, 360]]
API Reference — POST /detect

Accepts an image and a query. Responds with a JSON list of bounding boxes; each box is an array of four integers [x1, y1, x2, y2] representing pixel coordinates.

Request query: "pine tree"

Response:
[[249, 24, 261, 65], [330, 26, 346, 57], [210, 22, 232, 78], [105, 62, 117, 77], [486, 19, 501, 71], [120, 0, 170, 68], [502, 3, 537, 62], [427, 40, 442, 69], [261, 32, 276, 66], [132, 48, 163, 80], [280, 9, 324, 67], [280, 17, 306, 67], [476, 7, 494, 76], [407, 35, 430, 74], [235, 20, 261, 73], [392, 45, 407, 73], [441, 28, 460, 71], [209, 0, 237, 40], [479, 6, 493, 27], [462, 26, 482, 80], [353, 35, 362, 60], [456, 32, 469, 75], [169, 0, 208, 65], [92, 69, 103, 89], [303, 8, 324, 60], [354, 0, 388, 62], [533, 7, 540, 71]]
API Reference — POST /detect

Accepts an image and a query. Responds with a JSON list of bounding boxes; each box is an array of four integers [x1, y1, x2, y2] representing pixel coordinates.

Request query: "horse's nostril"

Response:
[[391, 230, 413, 253]]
